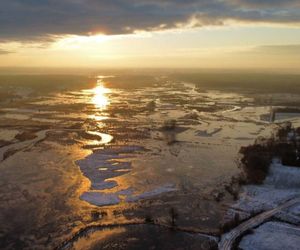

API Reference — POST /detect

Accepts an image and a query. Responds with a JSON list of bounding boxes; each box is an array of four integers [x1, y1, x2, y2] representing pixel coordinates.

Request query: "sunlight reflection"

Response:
[[92, 79, 111, 110]]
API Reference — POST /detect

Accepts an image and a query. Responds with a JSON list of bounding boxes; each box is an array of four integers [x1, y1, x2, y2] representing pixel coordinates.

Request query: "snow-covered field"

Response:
[[239, 221, 300, 250], [223, 162, 300, 249]]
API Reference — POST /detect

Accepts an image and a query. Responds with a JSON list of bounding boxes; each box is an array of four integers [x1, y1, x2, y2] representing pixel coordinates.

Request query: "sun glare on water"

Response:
[[92, 80, 111, 109]]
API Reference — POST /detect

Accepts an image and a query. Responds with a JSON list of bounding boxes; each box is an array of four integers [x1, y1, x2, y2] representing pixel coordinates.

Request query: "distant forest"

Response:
[[171, 72, 300, 94], [1, 71, 300, 94]]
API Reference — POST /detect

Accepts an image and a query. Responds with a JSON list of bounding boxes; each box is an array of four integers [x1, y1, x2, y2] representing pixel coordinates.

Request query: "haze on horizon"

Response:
[[0, 0, 300, 70]]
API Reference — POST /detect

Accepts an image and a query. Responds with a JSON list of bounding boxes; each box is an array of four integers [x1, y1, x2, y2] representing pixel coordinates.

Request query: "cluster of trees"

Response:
[[0, 75, 92, 93], [171, 72, 300, 94], [239, 143, 271, 184], [239, 122, 300, 183]]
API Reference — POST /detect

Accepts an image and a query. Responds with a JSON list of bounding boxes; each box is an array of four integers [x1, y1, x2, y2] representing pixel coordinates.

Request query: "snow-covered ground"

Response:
[[239, 221, 300, 250], [223, 162, 300, 249]]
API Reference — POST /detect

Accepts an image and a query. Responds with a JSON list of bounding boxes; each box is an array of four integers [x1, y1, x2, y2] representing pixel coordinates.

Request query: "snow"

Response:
[[228, 161, 300, 249], [0, 129, 19, 141], [275, 203, 300, 224], [126, 184, 177, 202], [76, 146, 143, 192], [77, 145, 177, 206], [239, 221, 300, 250], [80, 192, 120, 206], [233, 185, 299, 214], [265, 163, 300, 188], [230, 163, 300, 216]]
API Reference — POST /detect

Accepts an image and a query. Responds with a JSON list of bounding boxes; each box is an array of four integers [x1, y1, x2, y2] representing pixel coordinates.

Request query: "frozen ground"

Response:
[[222, 162, 300, 249], [239, 221, 300, 250], [67, 81, 278, 210], [1, 74, 300, 249]]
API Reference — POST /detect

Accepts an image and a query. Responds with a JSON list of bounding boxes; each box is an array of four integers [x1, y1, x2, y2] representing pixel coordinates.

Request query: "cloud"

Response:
[[0, 49, 12, 55], [253, 44, 300, 55], [229, 0, 300, 8], [0, 0, 299, 42]]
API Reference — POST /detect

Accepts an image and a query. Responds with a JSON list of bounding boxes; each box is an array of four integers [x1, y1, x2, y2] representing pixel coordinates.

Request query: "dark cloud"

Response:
[[229, 0, 300, 8], [0, 0, 299, 42]]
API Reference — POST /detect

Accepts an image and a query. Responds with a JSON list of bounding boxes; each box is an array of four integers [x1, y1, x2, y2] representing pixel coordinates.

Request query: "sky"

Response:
[[0, 0, 300, 69]]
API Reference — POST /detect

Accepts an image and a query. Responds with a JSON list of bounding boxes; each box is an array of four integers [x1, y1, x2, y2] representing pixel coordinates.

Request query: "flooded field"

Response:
[[0, 73, 299, 249]]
